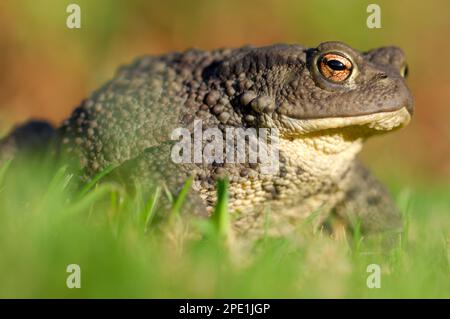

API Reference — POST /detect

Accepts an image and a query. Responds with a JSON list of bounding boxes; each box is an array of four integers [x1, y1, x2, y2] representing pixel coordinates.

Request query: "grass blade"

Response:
[[212, 178, 230, 238], [67, 183, 121, 216], [0, 158, 12, 188], [171, 176, 193, 217], [144, 187, 161, 233], [78, 164, 118, 198]]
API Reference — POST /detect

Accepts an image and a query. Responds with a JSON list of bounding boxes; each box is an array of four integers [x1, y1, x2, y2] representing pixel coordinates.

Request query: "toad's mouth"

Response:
[[277, 107, 411, 136]]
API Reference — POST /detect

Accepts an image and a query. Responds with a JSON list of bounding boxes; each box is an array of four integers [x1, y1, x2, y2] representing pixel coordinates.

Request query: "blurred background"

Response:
[[0, 0, 449, 186]]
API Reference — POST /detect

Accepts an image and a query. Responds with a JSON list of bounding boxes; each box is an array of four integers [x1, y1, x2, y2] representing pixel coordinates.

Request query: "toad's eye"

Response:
[[318, 53, 353, 82]]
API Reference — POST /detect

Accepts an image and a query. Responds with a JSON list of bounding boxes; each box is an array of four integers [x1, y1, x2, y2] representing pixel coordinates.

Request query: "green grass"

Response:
[[0, 158, 448, 298]]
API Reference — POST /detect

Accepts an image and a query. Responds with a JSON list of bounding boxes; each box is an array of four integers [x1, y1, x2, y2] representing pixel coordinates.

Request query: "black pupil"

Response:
[[326, 59, 346, 71]]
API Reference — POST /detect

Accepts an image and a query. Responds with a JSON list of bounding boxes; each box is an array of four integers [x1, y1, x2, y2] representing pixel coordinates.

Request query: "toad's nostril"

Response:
[[401, 64, 409, 78]]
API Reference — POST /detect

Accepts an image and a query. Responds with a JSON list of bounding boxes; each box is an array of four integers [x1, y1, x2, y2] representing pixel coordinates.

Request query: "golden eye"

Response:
[[318, 53, 353, 82]]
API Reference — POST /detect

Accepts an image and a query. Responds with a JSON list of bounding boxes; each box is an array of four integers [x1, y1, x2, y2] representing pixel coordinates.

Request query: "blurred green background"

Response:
[[0, 0, 449, 186]]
